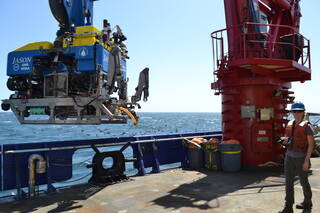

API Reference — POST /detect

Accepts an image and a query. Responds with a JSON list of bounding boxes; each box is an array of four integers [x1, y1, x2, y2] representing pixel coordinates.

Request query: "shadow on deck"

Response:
[[150, 169, 286, 211]]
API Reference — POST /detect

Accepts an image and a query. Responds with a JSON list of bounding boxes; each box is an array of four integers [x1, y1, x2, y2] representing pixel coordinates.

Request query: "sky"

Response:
[[0, 0, 319, 113]]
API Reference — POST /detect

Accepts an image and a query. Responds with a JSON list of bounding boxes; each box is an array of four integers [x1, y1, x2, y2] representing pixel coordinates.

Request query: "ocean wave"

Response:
[[140, 116, 153, 119], [0, 121, 12, 124]]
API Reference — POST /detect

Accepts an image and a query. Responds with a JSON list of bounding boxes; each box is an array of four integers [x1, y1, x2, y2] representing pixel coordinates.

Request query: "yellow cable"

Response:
[[118, 107, 138, 126], [221, 151, 241, 154]]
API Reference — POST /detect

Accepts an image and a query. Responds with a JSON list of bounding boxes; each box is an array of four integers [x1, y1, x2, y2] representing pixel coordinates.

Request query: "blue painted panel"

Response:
[[3, 144, 44, 190], [0, 145, 2, 191], [2, 143, 75, 190], [96, 45, 109, 72], [71, 45, 109, 73], [155, 134, 186, 165], [73, 44, 125, 75], [7, 40, 131, 78], [46, 149, 75, 183], [7, 50, 46, 76], [7, 44, 121, 76], [1, 136, 137, 190], [132, 136, 156, 168], [1, 132, 221, 190], [73, 45, 95, 72]]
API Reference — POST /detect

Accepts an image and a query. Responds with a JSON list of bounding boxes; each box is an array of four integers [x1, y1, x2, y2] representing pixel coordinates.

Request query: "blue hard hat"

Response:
[[291, 102, 305, 111]]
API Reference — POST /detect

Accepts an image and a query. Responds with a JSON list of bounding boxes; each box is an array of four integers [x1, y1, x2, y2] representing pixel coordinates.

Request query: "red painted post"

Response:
[[211, 0, 311, 167]]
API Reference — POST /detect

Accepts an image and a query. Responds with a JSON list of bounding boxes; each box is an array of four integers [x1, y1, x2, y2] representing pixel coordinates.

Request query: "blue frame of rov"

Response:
[[7, 45, 126, 79], [0, 131, 222, 194]]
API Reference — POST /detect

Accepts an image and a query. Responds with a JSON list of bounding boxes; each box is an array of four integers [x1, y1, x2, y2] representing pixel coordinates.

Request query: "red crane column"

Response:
[[212, 0, 311, 167]]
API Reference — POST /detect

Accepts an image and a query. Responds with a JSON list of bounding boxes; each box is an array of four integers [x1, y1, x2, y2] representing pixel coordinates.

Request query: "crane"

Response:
[[212, 0, 311, 167], [1, 0, 149, 125]]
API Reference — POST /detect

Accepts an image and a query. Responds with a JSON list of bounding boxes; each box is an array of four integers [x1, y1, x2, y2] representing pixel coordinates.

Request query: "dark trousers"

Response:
[[284, 155, 312, 205]]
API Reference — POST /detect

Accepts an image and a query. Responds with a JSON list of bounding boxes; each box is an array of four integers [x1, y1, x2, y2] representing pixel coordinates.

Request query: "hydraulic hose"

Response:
[[118, 107, 138, 126]]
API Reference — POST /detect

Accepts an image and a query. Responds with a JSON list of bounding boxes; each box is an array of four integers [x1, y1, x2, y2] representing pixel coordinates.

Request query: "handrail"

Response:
[[211, 22, 311, 71], [211, 22, 309, 39]]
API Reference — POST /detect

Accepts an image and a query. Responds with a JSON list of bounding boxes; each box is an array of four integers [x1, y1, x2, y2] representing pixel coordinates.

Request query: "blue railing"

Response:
[[0, 131, 222, 198]]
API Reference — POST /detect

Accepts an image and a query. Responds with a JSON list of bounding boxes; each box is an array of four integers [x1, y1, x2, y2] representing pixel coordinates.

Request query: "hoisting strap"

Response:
[[118, 107, 138, 126]]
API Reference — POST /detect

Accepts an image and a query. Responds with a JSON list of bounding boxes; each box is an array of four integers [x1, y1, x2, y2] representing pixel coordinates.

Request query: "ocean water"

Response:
[[0, 112, 221, 144]]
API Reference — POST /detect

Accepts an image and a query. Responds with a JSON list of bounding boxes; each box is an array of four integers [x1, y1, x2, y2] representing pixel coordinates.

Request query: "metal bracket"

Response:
[[87, 143, 135, 185]]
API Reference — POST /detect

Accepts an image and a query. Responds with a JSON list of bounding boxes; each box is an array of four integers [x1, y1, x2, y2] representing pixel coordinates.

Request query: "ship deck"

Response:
[[1, 158, 319, 213]]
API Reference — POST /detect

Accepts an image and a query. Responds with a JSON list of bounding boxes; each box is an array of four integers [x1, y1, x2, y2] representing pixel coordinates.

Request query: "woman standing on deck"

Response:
[[279, 102, 315, 213]]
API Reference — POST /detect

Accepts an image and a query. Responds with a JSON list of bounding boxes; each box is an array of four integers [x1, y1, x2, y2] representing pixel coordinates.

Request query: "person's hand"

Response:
[[303, 160, 309, 172], [279, 137, 289, 148], [281, 137, 289, 143]]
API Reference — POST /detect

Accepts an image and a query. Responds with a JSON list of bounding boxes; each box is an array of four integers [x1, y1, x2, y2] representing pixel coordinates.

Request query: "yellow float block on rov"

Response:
[[14, 41, 54, 52], [75, 25, 101, 34], [71, 25, 101, 47]]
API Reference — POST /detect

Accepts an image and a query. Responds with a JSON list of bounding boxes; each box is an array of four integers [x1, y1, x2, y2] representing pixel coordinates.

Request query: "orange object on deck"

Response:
[[191, 138, 207, 143], [186, 138, 207, 149], [209, 138, 220, 143], [221, 139, 240, 145]]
